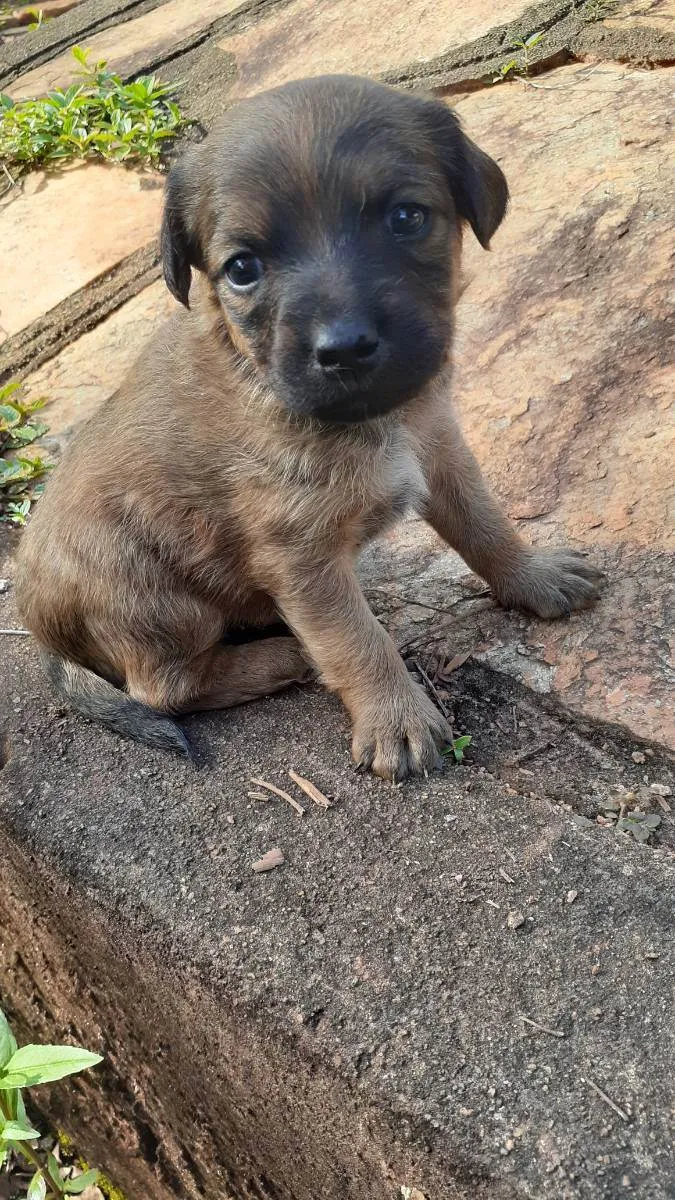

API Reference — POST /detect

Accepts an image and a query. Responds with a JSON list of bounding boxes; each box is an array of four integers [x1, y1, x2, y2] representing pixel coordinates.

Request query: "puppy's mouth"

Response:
[[275, 370, 412, 425], [271, 350, 442, 425]]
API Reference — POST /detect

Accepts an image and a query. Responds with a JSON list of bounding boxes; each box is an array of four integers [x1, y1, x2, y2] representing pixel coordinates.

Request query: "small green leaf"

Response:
[[0, 382, 21, 403], [0, 1044, 103, 1089], [70, 46, 89, 68], [1, 1118, 41, 1141], [47, 1151, 65, 1192], [15, 1087, 28, 1125], [0, 1009, 17, 1070], [443, 734, 473, 763], [0, 403, 22, 428], [28, 1172, 47, 1200], [64, 1169, 99, 1194]]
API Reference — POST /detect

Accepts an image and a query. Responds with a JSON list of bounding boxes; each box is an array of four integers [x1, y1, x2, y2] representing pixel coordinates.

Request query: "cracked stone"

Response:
[[7, 0, 251, 100], [0, 163, 163, 340], [20, 279, 177, 444], [217, 0, 531, 101]]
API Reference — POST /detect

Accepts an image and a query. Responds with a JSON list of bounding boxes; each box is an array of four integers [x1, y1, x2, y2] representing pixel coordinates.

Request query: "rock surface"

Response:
[[1, 605, 674, 1200], [7, 0, 250, 98], [217, 0, 531, 100], [0, 163, 163, 339], [22, 279, 176, 441]]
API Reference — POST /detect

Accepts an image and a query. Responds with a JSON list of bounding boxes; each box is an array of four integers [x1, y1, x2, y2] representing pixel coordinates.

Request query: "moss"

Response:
[[97, 1172, 128, 1200], [56, 1129, 76, 1156], [56, 1130, 128, 1200]]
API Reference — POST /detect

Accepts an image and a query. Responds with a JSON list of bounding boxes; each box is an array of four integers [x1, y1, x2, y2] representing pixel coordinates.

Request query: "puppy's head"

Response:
[[162, 76, 507, 424]]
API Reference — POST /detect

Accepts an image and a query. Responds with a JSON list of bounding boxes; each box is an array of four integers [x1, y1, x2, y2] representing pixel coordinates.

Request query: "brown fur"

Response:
[[16, 75, 603, 778]]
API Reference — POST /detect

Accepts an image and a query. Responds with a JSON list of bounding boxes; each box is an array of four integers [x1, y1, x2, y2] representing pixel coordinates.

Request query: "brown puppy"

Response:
[[16, 75, 603, 778]]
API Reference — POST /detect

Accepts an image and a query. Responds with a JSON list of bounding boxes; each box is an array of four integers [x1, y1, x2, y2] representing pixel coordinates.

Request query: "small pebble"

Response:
[[631, 751, 646, 764], [650, 783, 672, 798], [0, 578, 10, 594], [507, 910, 525, 931], [566, 889, 578, 904], [252, 847, 284, 873]]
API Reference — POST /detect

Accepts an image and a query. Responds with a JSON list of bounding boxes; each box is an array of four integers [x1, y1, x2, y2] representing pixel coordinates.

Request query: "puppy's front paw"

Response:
[[351, 683, 451, 781], [496, 548, 605, 619]]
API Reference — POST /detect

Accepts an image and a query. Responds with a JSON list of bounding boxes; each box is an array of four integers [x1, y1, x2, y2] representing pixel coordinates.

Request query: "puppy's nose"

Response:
[[314, 319, 379, 372]]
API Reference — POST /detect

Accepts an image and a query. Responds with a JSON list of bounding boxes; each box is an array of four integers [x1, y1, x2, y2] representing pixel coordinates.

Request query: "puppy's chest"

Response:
[[246, 431, 427, 548], [383, 439, 428, 521], [344, 436, 429, 544]]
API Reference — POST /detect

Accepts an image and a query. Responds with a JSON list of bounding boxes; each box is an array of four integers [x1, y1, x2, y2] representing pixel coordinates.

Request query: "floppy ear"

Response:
[[160, 152, 207, 307], [423, 100, 508, 249]]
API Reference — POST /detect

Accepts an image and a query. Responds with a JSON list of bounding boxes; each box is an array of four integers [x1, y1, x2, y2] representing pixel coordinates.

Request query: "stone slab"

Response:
[[22, 278, 176, 445], [358, 61, 674, 749], [217, 0, 530, 101], [0, 163, 163, 341], [0, 581, 674, 1199], [0, 1, 82, 28], [8, 0, 251, 98], [574, 0, 675, 66]]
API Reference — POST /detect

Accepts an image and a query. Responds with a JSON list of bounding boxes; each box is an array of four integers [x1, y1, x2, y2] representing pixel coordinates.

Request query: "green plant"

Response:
[[0, 381, 51, 525], [443, 734, 472, 764], [0, 45, 184, 176], [26, 8, 50, 31], [493, 31, 544, 82], [0, 1004, 102, 1198], [582, 0, 619, 21], [600, 796, 662, 843]]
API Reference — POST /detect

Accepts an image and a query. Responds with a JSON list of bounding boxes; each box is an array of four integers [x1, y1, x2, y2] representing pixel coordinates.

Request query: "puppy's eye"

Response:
[[387, 204, 429, 239], [224, 252, 264, 291]]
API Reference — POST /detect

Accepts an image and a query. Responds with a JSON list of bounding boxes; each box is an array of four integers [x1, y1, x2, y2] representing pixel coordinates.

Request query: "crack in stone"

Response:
[[0, 242, 161, 384]]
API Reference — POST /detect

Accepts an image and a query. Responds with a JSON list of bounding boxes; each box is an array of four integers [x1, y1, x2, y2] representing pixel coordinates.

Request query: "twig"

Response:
[[371, 587, 485, 618], [250, 777, 305, 816], [288, 769, 331, 809], [583, 1076, 629, 1123], [397, 589, 492, 654], [248, 791, 271, 802], [505, 740, 551, 767], [499, 867, 515, 884], [414, 658, 450, 720], [0, 628, 30, 636], [520, 1014, 565, 1038], [0, 162, 17, 197], [437, 649, 473, 678]]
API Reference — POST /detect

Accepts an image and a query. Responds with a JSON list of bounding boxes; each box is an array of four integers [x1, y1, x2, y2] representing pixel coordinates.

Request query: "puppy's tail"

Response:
[[45, 654, 192, 758]]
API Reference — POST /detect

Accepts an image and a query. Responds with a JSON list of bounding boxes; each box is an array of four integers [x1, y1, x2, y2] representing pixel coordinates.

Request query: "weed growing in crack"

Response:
[[0, 45, 185, 182], [493, 31, 545, 82], [582, 0, 619, 21], [0, 381, 51, 526], [0, 1003, 102, 1198]]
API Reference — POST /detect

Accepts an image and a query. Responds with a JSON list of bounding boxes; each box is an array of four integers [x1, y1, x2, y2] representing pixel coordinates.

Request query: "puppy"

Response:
[[16, 75, 602, 779]]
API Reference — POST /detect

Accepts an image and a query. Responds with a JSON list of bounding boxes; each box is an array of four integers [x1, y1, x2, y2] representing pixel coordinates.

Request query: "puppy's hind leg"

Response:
[[172, 637, 314, 713]]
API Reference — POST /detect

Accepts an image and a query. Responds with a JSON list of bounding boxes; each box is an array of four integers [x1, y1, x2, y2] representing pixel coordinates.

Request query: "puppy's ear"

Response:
[[161, 151, 207, 307], [423, 101, 508, 249]]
